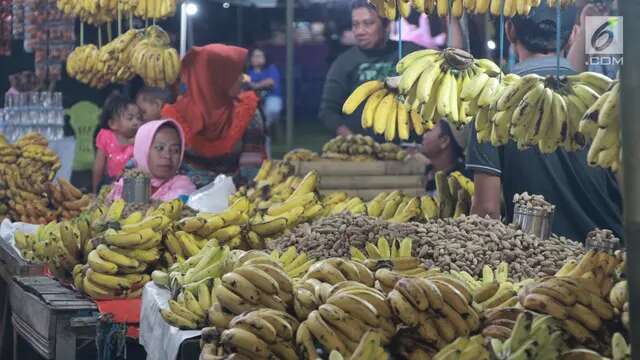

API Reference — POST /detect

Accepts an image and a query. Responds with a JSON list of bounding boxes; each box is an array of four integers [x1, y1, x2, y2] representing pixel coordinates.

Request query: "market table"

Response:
[[0, 234, 44, 358], [9, 276, 98, 360]]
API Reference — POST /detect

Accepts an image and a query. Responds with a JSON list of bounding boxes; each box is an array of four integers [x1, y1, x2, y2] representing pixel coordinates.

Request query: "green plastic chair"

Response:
[[67, 101, 100, 171]]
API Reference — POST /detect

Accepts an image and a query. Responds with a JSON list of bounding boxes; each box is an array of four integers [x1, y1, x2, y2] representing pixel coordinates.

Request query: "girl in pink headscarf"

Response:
[[109, 119, 196, 201]]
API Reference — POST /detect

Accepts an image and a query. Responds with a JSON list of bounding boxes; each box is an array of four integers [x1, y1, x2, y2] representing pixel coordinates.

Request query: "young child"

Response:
[[93, 92, 142, 193], [136, 87, 174, 122], [109, 119, 196, 201]]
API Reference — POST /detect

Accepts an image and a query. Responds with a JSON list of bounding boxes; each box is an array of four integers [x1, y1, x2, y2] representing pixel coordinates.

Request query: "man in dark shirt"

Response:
[[467, 0, 622, 242], [319, 0, 421, 137]]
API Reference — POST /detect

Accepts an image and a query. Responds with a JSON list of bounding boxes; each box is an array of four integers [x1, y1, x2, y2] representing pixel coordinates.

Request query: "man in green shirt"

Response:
[[467, 0, 622, 242], [319, 0, 421, 137]]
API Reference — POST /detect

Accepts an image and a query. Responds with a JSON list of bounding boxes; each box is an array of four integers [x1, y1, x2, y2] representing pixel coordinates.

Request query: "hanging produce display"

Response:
[[57, 0, 176, 24], [342, 48, 501, 140], [66, 26, 180, 88], [368, 0, 575, 20], [580, 80, 620, 171]]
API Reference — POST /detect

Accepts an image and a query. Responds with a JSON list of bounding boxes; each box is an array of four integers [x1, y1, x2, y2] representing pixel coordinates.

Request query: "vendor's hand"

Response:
[[337, 125, 352, 137]]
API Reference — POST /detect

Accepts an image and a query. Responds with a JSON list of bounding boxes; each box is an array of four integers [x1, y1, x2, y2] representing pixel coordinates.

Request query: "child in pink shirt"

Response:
[[93, 92, 142, 192], [109, 119, 196, 202]]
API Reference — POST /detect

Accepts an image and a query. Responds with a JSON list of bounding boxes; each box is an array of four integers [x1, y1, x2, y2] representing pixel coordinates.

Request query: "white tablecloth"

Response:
[[49, 136, 75, 180], [139, 282, 201, 360]]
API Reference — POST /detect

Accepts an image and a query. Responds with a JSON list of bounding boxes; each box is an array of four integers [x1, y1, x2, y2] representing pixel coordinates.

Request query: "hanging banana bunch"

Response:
[[580, 80, 620, 171], [482, 71, 612, 154], [368, 0, 548, 19]]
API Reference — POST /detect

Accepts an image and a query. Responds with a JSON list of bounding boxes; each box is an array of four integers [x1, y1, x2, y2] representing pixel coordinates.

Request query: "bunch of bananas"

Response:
[[302, 258, 375, 287], [342, 79, 431, 142], [327, 330, 387, 360], [321, 135, 408, 162], [133, 0, 177, 20], [518, 258, 618, 347], [66, 45, 110, 88], [489, 313, 568, 360], [57, 0, 176, 23], [610, 332, 632, 360], [483, 72, 611, 153], [57, 0, 116, 24], [365, 191, 421, 223], [435, 170, 474, 219], [369, 0, 563, 20], [462, 263, 520, 312], [473, 74, 520, 144], [581, 81, 620, 171], [351, 236, 425, 272], [297, 282, 395, 357], [165, 200, 252, 263], [386, 275, 480, 351], [74, 200, 177, 299], [213, 309, 300, 359], [203, 251, 295, 331], [0, 133, 81, 224], [97, 29, 144, 84], [15, 219, 86, 279], [131, 26, 181, 88], [480, 307, 528, 340], [429, 335, 489, 359], [270, 246, 315, 279], [397, 48, 501, 128], [283, 148, 320, 162], [48, 179, 91, 220], [609, 280, 629, 332]]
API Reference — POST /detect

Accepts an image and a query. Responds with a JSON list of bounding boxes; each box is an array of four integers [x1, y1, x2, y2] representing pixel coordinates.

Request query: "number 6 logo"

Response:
[[591, 21, 614, 52]]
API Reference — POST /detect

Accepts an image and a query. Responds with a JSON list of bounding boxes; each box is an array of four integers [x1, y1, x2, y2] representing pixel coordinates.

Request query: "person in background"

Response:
[[109, 119, 196, 201], [136, 87, 175, 123], [567, 0, 619, 78], [421, 120, 468, 194], [247, 48, 283, 129], [319, 0, 422, 137], [466, 0, 622, 241], [93, 92, 142, 193], [161, 44, 263, 186]]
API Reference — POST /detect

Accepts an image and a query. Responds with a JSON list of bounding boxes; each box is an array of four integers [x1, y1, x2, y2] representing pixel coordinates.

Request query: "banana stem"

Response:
[[447, 0, 452, 48], [80, 22, 84, 46], [118, 7, 122, 35]]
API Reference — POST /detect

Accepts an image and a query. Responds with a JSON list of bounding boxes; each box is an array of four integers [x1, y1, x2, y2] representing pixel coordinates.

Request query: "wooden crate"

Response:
[[290, 159, 425, 176], [289, 159, 426, 201]]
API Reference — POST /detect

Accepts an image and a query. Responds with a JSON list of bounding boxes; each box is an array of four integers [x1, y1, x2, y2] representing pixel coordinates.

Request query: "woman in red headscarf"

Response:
[[161, 44, 264, 185]]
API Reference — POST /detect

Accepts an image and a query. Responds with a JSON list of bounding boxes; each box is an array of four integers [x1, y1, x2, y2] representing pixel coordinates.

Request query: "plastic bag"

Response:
[[186, 174, 236, 213], [0, 218, 39, 259]]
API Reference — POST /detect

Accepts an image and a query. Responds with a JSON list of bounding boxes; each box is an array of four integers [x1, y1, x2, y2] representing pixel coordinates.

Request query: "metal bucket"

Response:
[[122, 176, 150, 204], [512, 204, 554, 240]]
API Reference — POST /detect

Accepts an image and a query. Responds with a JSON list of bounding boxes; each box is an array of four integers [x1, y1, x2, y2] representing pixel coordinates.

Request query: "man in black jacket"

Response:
[[318, 0, 421, 137]]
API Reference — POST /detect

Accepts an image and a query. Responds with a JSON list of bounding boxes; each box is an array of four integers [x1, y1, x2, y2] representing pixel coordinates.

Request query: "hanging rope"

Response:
[[80, 22, 84, 46], [398, 16, 403, 60], [117, 7, 122, 35], [447, 0, 453, 48], [107, 21, 112, 41], [555, 0, 561, 78], [498, 0, 506, 78], [129, 12, 133, 30], [98, 25, 102, 48]]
